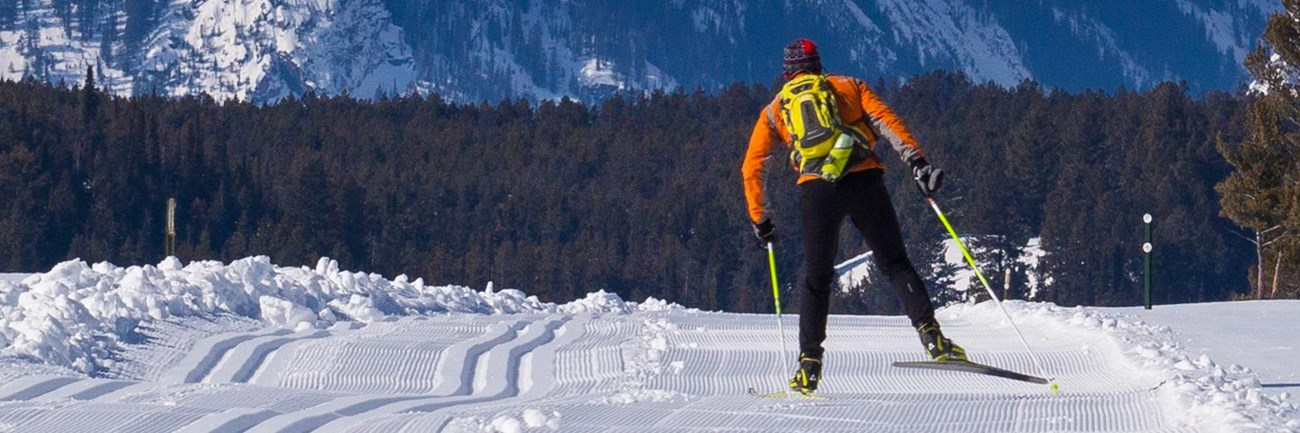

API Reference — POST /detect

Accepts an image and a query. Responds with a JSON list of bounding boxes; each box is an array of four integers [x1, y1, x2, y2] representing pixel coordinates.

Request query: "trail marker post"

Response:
[[166, 198, 176, 258], [1143, 213, 1152, 310]]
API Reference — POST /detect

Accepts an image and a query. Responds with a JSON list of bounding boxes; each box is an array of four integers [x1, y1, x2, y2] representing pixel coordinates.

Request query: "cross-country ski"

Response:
[[893, 360, 1050, 385]]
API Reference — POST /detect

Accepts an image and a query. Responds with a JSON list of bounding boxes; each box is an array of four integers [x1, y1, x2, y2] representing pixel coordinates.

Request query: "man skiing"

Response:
[[741, 38, 965, 394]]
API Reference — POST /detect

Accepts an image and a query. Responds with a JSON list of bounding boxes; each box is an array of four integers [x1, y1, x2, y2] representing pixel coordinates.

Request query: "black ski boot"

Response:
[[917, 322, 967, 362], [788, 353, 822, 394]]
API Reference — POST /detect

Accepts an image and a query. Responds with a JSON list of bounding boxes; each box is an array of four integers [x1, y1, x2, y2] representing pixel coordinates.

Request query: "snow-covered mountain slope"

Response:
[[0, 0, 1277, 103], [0, 257, 1295, 432], [137, 0, 418, 101], [838, 236, 1050, 303]]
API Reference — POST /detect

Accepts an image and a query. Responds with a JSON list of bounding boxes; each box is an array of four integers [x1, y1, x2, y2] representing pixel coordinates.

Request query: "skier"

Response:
[[741, 38, 965, 394]]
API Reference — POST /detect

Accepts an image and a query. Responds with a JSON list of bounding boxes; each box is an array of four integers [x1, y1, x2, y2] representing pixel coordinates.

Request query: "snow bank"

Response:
[[943, 301, 1298, 433], [0, 256, 679, 373]]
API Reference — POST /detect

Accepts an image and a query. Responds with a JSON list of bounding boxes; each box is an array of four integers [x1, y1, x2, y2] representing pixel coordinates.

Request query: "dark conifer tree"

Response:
[[1217, 0, 1300, 299]]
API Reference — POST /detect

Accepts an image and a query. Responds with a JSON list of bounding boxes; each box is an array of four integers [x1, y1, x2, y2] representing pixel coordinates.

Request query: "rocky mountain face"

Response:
[[0, 0, 1277, 103]]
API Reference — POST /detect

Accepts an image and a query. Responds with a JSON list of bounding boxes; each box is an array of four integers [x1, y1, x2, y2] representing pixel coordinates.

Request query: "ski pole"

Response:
[[766, 242, 792, 390], [925, 198, 1059, 391]]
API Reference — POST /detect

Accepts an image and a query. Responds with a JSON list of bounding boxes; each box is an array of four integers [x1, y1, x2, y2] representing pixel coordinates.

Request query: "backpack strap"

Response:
[[842, 114, 871, 144]]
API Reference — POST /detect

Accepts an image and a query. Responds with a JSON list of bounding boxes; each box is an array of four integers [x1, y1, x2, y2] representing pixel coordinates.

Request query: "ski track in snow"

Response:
[[0, 260, 1294, 432], [0, 307, 1289, 432]]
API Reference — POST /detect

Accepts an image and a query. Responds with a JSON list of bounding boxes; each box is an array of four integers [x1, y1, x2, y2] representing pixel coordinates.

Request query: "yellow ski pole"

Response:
[[926, 197, 1059, 391], [767, 242, 792, 389]]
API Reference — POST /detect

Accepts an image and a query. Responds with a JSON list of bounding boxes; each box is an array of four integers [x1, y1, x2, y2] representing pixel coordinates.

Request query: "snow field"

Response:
[[0, 257, 1293, 432], [1111, 301, 1300, 411]]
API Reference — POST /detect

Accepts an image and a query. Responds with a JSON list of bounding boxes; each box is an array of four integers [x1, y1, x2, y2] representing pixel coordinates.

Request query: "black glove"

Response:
[[911, 158, 943, 196], [752, 218, 777, 246]]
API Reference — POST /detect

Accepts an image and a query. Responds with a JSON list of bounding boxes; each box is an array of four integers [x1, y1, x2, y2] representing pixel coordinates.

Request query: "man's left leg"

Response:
[[843, 170, 966, 361]]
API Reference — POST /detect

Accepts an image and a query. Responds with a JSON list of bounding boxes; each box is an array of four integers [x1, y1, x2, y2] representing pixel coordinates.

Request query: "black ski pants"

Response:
[[798, 169, 935, 359]]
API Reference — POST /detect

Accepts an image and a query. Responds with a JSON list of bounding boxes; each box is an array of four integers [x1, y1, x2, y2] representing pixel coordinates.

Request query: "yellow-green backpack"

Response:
[[778, 74, 859, 182]]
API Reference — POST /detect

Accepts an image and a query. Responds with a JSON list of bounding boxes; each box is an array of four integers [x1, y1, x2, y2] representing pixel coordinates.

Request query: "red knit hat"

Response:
[[783, 38, 822, 78]]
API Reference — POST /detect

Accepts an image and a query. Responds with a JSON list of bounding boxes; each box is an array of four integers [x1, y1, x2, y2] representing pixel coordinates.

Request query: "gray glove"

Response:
[[912, 158, 943, 196]]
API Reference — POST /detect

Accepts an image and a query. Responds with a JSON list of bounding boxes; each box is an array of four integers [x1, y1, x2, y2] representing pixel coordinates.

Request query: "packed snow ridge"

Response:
[[0, 256, 676, 374]]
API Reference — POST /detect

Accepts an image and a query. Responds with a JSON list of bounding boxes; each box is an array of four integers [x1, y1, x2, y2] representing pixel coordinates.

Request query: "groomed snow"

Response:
[[0, 257, 1294, 432], [0, 257, 659, 374]]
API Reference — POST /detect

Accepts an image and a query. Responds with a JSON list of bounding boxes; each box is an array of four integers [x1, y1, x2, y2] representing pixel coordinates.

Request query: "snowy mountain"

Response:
[[0, 0, 1277, 103], [0, 257, 1295, 431]]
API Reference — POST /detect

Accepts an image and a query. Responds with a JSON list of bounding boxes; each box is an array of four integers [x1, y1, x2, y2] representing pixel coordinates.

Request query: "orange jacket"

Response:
[[741, 74, 925, 223]]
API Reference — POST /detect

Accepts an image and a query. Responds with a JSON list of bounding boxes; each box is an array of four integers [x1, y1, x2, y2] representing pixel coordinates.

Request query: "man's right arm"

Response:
[[741, 103, 781, 224]]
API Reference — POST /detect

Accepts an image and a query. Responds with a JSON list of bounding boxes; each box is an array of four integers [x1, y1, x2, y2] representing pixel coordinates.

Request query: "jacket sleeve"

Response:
[[741, 103, 782, 224], [857, 80, 925, 165]]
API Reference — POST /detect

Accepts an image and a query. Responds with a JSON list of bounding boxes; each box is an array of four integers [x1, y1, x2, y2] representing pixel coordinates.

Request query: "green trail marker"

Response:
[[1143, 213, 1152, 310]]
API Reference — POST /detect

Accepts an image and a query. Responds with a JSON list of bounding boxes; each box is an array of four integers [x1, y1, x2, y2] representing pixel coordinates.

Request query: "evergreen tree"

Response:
[[1217, 0, 1300, 299], [82, 65, 98, 121]]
